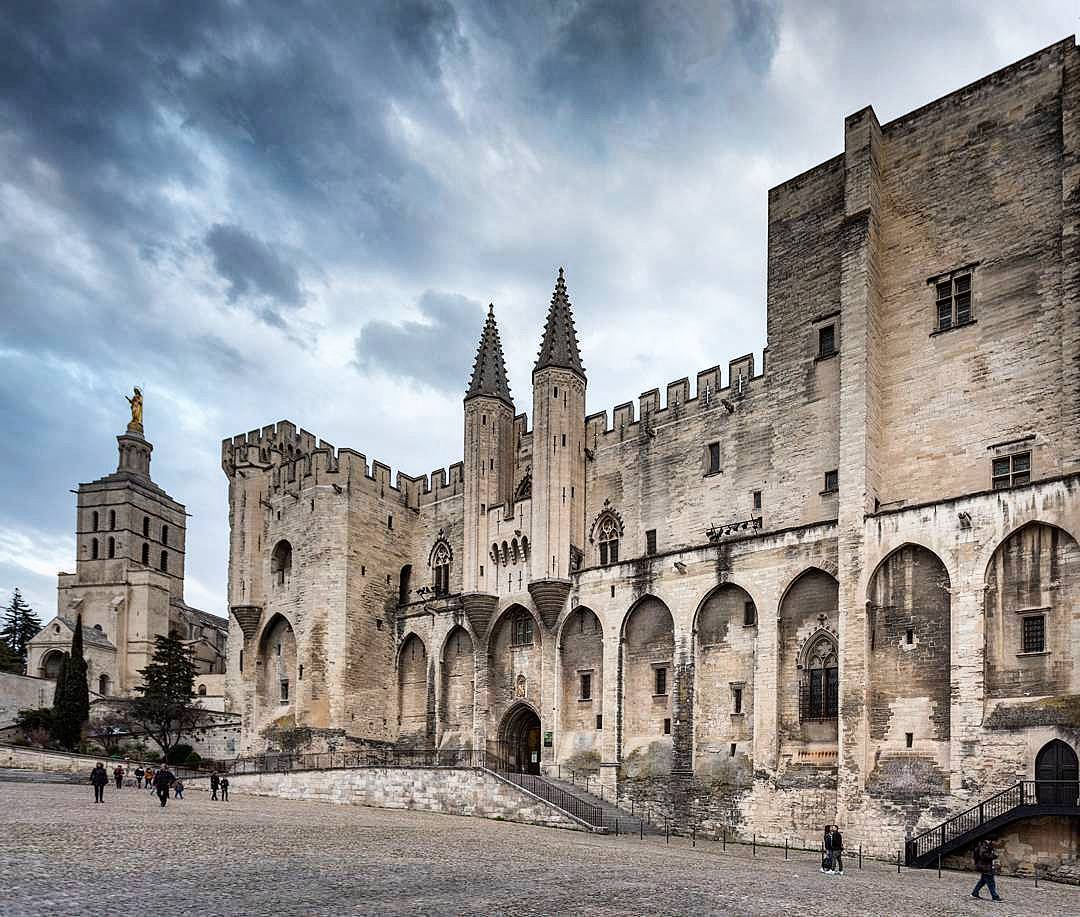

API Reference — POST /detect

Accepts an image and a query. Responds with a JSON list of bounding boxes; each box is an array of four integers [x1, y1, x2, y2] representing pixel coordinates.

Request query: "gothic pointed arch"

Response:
[[589, 500, 624, 566], [256, 613, 297, 720], [440, 625, 475, 747], [558, 606, 603, 768], [620, 595, 674, 765], [397, 633, 430, 747], [487, 604, 543, 734]]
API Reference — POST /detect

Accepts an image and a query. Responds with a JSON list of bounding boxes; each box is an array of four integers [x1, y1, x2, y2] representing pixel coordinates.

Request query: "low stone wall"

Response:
[[189, 766, 588, 831], [0, 672, 55, 728]]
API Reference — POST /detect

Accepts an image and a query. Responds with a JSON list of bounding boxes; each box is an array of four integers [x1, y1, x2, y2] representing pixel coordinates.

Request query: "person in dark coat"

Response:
[[209, 772, 220, 800], [173, 778, 185, 799], [219, 776, 229, 801], [134, 766, 144, 789], [971, 840, 1002, 901], [90, 762, 109, 803], [152, 766, 176, 807], [824, 824, 844, 875], [113, 764, 124, 790]]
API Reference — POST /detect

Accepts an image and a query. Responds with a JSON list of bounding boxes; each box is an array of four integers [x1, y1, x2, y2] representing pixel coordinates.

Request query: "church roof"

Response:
[[29, 615, 116, 650], [534, 267, 585, 377], [465, 303, 513, 406]]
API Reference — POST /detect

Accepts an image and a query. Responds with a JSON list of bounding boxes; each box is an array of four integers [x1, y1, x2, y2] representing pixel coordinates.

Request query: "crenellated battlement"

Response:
[[584, 351, 765, 442], [222, 419, 463, 510]]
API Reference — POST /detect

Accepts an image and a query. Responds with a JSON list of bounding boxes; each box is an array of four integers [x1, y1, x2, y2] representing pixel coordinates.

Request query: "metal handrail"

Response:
[[906, 780, 1079, 864]]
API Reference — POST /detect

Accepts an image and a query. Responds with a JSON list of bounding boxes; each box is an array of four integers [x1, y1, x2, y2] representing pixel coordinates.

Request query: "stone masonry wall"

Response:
[[196, 766, 586, 832]]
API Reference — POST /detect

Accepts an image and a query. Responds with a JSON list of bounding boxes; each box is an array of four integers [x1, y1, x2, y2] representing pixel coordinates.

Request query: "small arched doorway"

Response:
[[1036, 739, 1079, 805], [499, 703, 541, 775]]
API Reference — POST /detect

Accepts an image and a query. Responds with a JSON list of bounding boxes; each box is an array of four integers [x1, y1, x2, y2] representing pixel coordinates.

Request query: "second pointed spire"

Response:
[[465, 303, 513, 405]]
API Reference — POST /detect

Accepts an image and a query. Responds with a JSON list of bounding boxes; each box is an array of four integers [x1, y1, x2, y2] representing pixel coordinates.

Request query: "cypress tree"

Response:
[[50, 615, 90, 750]]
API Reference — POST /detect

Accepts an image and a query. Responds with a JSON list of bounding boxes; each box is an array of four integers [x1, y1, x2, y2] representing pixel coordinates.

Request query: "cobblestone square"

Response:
[[0, 782, 1075, 916]]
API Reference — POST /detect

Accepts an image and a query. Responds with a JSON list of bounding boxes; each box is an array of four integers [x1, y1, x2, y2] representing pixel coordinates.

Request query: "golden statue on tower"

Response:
[[125, 386, 144, 433]]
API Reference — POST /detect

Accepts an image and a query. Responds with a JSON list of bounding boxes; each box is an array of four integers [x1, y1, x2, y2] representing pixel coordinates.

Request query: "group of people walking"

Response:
[[89, 762, 229, 807]]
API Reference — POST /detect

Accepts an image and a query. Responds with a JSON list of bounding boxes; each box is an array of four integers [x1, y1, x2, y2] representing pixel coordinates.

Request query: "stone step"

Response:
[[541, 775, 663, 835]]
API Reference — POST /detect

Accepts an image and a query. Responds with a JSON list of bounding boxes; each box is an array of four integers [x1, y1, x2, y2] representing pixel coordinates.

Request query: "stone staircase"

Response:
[[541, 774, 662, 836]]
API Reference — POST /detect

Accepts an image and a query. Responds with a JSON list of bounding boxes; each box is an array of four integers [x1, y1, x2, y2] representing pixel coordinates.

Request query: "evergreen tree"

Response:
[[50, 615, 90, 750], [0, 639, 22, 675], [127, 634, 207, 757], [0, 588, 42, 671]]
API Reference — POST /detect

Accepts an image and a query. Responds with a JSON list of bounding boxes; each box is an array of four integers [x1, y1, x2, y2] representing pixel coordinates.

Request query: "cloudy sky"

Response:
[[1, 1, 1076, 619]]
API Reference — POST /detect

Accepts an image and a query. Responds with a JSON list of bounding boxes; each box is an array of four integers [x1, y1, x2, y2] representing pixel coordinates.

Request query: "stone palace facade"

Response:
[[222, 39, 1080, 856]]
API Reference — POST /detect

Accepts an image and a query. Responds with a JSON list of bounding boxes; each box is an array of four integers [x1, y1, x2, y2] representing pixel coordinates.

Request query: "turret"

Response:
[[462, 304, 516, 597], [528, 268, 586, 626]]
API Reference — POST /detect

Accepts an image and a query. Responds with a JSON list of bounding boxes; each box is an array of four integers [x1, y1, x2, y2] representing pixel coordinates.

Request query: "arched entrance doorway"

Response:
[[499, 704, 541, 775], [1036, 739, 1079, 805]]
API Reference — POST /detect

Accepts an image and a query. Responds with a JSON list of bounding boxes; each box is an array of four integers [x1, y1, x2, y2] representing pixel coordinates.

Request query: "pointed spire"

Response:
[[534, 267, 585, 378], [465, 303, 513, 405]]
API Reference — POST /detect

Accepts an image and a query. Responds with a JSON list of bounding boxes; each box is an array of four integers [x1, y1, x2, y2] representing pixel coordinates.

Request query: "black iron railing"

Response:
[[905, 780, 1079, 865]]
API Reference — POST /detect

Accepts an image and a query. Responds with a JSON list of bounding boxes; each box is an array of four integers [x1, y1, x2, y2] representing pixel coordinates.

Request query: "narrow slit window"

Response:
[[579, 672, 592, 701], [663, 717, 672, 735], [818, 324, 836, 357], [654, 667, 667, 696], [732, 687, 743, 715], [645, 529, 657, 556], [706, 442, 721, 475]]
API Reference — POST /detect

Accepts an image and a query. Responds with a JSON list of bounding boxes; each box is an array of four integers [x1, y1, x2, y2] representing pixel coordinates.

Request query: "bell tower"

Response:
[[528, 268, 586, 627]]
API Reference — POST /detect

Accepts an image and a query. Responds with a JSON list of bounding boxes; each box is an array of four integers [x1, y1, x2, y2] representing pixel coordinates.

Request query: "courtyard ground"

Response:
[[0, 780, 1075, 916]]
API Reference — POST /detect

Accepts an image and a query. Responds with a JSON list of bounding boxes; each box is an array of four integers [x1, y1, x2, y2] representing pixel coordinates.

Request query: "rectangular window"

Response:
[[579, 672, 592, 701], [905, 732, 913, 749], [1021, 614, 1045, 653], [743, 600, 756, 627], [561, 433, 566, 447], [663, 717, 672, 735], [707, 442, 721, 475], [610, 585, 616, 598], [512, 615, 534, 647], [654, 667, 667, 696], [387, 514, 393, 530], [753, 490, 762, 511], [729, 743, 737, 758], [905, 628, 914, 645], [992, 452, 1030, 490], [824, 469, 839, 493], [935, 272, 973, 331], [818, 324, 836, 357], [732, 687, 743, 715], [596, 714, 603, 730], [645, 529, 657, 556], [280, 680, 289, 702]]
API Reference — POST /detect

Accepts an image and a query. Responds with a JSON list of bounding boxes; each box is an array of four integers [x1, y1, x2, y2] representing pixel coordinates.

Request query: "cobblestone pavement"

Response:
[[1, 781, 1075, 916]]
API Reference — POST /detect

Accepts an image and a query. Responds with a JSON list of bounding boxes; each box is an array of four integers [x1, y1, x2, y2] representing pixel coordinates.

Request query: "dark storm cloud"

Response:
[[354, 292, 485, 392], [205, 224, 303, 313]]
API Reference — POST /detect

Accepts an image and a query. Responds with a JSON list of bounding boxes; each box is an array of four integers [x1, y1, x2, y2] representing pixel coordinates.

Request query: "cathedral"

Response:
[[222, 38, 1080, 858]]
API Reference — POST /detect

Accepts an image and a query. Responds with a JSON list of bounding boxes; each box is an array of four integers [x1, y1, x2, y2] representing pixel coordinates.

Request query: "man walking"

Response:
[[90, 762, 109, 804], [153, 765, 175, 808], [210, 772, 219, 800], [113, 764, 124, 790], [134, 766, 144, 789], [220, 775, 229, 801], [971, 840, 1002, 901], [824, 824, 845, 876]]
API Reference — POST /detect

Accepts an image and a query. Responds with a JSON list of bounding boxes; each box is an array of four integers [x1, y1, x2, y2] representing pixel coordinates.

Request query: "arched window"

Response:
[[161, 525, 169, 545], [598, 516, 619, 565], [510, 539, 519, 564], [198, 684, 207, 696], [42, 651, 65, 679], [141, 542, 149, 565], [109, 510, 116, 531], [501, 541, 509, 566], [160, 551, 168, 573], [107, 537, 115, 559], [521, 536, 529, 561], [800, 633, 838, 721], [91, 538, 99, 560], [433, 543, 451, 597], [271, 540, 292, 586], [143, 516, 150, 537], [92, 511, 99, 532], [399, 564, 412, 605]]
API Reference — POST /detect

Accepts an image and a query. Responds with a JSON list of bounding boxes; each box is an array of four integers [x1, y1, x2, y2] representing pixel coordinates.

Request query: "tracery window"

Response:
[[432, 541, 451, 597], [598, 515, 619, 566], [800, 633, 838, 721]]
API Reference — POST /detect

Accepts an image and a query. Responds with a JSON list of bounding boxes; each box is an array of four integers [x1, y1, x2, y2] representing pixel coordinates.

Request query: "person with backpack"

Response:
[[113, 764, 124, 790], [823, 824, 844, 876], [134, 766, 144, 789], [90, 762, 109, 804], [971, 839, 1002, 901], [210, 772, 220, 800]]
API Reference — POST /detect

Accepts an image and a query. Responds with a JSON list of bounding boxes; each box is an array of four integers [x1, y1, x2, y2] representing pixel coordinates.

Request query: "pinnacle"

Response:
[[465, 303, 513, 405], [534, 266, 585, 378]]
